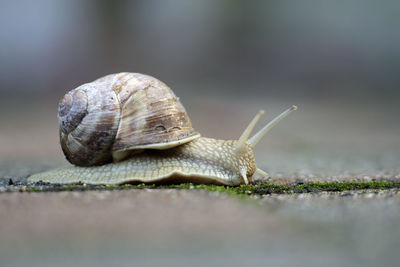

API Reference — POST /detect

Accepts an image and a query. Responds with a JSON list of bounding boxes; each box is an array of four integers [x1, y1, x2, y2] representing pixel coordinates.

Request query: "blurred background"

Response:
[[0, 0, 399, 176], [1, 2, 400, 267]]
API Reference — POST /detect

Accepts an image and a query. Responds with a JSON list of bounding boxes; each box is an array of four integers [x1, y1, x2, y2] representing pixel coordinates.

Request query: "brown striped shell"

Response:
[[58, 72, 201, 166]]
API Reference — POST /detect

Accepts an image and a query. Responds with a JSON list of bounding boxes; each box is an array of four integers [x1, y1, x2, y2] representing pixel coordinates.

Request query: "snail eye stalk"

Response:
[[234, 106, 297, 154], [234, 110, 264, 153], [248, 105, 297, 148]]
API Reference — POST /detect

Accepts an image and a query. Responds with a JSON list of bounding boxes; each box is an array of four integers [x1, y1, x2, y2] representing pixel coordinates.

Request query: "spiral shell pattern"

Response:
[[58, 73, 200, 166]]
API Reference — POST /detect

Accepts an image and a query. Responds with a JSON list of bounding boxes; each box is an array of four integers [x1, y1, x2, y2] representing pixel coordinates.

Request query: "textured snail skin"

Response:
[[28, 137, 257, 186]]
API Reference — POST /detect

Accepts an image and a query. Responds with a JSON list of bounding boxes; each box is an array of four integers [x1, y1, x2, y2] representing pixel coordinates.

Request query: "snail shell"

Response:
[[58, 72, 200, 166]]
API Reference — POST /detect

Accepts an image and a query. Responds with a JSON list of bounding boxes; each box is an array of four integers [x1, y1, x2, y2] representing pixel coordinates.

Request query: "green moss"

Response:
[[20, 180, 400, 195]]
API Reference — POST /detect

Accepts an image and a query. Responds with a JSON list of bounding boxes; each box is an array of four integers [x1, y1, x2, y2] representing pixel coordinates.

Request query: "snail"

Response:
[[28, 72, 297, 186]]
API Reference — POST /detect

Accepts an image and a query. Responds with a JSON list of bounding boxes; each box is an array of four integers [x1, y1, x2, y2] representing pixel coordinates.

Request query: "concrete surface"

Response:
[[1, 189, 400, 267]]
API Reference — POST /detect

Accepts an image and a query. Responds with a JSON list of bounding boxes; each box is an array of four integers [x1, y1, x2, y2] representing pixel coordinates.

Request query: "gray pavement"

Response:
[[1, 189, 400, 267]]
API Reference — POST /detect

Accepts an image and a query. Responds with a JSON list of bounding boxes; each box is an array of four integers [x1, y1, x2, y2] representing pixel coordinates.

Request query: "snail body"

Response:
[[29, 137, 256, 185], [28, 73, 297, 186]]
